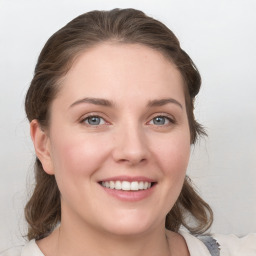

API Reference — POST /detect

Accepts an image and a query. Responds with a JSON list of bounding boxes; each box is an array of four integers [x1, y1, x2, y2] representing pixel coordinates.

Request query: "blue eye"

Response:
[[150, 116, 173, 125], [84, 116, 105, 125]]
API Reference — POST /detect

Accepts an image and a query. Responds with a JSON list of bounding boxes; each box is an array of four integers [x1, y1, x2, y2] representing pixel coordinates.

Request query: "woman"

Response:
[[1, 8, 255, 256]]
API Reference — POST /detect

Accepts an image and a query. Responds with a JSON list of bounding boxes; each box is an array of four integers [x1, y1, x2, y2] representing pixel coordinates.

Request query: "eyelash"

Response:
[[148, 115, 175, 126], [80, 113, 175, 127], [81, 114, 108, 126]]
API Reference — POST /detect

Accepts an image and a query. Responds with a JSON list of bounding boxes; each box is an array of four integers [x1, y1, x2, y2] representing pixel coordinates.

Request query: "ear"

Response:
[[30, 119, 54, 175]]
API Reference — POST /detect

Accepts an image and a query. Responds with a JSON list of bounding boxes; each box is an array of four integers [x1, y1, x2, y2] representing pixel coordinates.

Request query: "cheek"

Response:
[[148, 131, 190, 217], [153, 132, 191, 176], [162, 145, 190, 192], [50, 133, 110, 180], [49, 133, 112, 208], [153, 130, 190, 196]]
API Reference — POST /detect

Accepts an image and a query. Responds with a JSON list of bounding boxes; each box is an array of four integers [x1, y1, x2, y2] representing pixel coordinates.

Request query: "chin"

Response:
[[98, 211, 162, 237], [105, 224, 152, 237]]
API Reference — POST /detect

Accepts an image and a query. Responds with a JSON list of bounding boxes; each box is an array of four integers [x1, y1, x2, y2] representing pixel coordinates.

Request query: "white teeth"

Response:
[[109, 181, 115, 189], [138, 181, 144, 190], [101, 181, 153, 191], [122, 181, 131, 191], [130, 181, 139, 191], [115, 181, 122, 190]]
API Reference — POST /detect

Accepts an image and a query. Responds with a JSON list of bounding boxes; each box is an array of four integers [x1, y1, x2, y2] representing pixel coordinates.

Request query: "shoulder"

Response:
[[0, 246, 22, 256], [180, 230, 256, 256], [213, 233, 256, 255], [0, 240, 44, 256], [179, 230, 214, 255]]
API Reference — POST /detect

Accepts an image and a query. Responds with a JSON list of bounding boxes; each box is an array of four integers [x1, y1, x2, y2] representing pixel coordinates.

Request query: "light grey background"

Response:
[[0, 0, 255, 250]]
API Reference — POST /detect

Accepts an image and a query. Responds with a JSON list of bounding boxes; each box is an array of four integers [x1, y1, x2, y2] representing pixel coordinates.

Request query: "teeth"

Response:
[[138, 181, 144, 190], [122, 181, 131, 191], [115, 181, 122, 190], [130, 181, 139, 191], [101, 181, 153, 191], [109, 181, 115, 189]]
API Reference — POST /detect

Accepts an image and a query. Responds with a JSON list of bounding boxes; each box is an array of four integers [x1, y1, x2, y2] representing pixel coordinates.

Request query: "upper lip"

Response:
[[99, 176, 156, 183]]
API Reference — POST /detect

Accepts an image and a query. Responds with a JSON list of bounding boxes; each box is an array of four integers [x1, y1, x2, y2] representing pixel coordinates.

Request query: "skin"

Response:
[[31, 43, 191, 256]]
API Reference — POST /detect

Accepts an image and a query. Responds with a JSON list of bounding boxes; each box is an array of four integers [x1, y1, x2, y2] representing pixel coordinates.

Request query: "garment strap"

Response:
[[197, 235, 220, 256]]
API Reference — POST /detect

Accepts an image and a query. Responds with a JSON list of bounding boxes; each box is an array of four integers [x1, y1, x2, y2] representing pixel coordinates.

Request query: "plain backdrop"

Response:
[[0, 0, 255, 250]]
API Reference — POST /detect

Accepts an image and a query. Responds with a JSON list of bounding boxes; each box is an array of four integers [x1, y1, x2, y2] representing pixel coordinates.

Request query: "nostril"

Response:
[[118, 157, 147, 165]]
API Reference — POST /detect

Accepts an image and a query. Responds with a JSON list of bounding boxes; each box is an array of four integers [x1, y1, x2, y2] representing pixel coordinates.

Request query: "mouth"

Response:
[[99, 181, 156, 191]]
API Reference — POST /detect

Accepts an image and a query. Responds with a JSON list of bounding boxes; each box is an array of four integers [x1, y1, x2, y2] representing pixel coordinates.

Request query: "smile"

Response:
[[100, 181, 153, 191]]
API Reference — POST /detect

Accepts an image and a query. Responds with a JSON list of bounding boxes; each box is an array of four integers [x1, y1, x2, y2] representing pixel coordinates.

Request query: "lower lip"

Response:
[[100, 185, 156, 202]]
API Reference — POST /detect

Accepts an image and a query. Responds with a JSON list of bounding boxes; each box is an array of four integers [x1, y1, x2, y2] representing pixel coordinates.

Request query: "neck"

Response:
[[36, 204, 192, 256], [55, 222, 171, 256], [36, 212, 191, 256]]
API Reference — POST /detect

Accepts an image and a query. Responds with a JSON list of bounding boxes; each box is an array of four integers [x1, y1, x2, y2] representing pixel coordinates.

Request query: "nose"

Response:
[[112, 123, 150, 166]]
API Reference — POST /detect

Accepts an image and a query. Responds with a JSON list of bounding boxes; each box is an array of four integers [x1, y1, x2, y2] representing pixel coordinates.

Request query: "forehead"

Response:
[[56, 43, 185, 106]]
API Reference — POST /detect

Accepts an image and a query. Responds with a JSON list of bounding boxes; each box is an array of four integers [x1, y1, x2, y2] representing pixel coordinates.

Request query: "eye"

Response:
[[83, 115, 106, 126], [149, 115, 174, 126]]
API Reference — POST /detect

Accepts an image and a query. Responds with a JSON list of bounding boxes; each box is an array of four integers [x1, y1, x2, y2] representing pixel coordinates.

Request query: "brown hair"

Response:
[[25, 8, 213, 240]]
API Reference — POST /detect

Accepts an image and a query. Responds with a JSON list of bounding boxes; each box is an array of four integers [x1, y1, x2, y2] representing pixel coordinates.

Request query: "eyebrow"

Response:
[[147, 98, 183, 109], [69, 97, 114, 108], [69, 97, 183, 109]]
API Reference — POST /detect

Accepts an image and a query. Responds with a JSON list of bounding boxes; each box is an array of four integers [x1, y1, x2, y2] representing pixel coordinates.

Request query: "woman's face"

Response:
[[39, 43, 191, 236]]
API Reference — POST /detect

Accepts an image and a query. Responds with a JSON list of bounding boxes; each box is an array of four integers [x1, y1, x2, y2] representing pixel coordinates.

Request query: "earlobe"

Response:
[[30, 119, 54, 175]]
